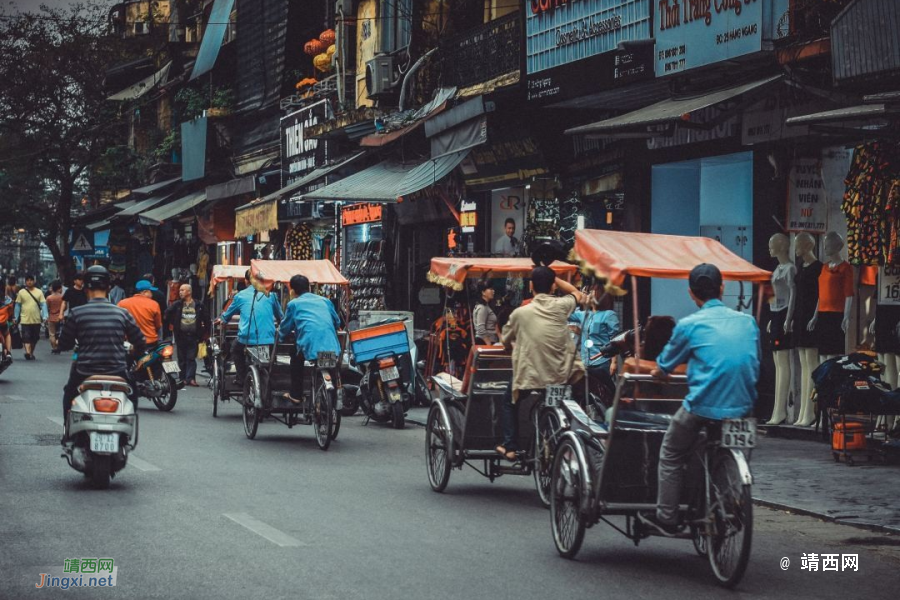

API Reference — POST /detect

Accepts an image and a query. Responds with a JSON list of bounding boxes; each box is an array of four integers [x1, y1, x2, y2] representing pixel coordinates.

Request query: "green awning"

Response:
[[113, 194, 172, 218], [301, 150, 469, 203], [139, 191, 207, 225]]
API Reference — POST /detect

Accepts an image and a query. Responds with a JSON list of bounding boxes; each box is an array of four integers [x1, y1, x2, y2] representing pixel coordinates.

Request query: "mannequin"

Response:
[[792, 232, 822, 427], [803, 231, 854, 426], [766, 233, 796, 425]]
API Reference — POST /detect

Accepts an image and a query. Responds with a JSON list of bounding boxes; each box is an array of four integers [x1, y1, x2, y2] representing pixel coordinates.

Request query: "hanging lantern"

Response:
[[319, 29, 336, 45], [304, 38, 326, 56], [326, 44, 336, 57], [295, 77, 317, 90], [313, 53, 332, 73]]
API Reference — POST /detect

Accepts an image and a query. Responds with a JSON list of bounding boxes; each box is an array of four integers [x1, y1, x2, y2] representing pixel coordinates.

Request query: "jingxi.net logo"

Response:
[[35, 558, 117, 590]]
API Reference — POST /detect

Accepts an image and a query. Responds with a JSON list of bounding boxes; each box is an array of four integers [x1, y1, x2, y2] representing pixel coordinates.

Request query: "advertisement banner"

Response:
[[786, 158, 827, 233], [491, 188, 526, 257], [281, 100, 331, 188], [878, 266, 900, 306], [655, 0, 763, 77]]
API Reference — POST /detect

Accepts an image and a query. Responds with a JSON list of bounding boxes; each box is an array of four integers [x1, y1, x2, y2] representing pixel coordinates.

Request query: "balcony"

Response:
[[438, 12, 521, 91]]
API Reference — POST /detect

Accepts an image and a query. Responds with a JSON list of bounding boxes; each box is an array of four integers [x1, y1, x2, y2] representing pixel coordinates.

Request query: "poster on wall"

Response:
[[491, 188, 526, 257], [786, 158, 827, 233], [878, 266, 900, 306]]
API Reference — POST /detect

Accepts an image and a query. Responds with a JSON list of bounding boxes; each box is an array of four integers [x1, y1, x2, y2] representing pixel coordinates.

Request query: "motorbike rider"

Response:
[[215, 269, 283, 385], [0, 291, 14, 364], [640, 264, 760, 536], [57, 266, 146, 439], [278, 274, 342, 404], [497, 266, 586, 461], [118, 280, 163, 345]]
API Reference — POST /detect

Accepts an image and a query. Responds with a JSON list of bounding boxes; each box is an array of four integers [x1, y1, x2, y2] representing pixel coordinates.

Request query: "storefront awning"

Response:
[[131, 177, 181, 197], [301, 150, 469, 203], [138, 191, 207, 225], [114, 194, 172, 218], [785, 103, 898, 126], [565, 75, 783, 138], [107, 62, 172, 101], [86, 219, 111, 231], [190, 0, 236, 80], [359, 87, 456, 147], [206, 176, 256, 201]]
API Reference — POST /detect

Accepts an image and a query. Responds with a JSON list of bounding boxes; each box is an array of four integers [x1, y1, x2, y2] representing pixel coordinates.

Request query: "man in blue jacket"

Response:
[[279, 274, 341, 404], [216, 270, 283, 385], [640, 264, 760, 536]]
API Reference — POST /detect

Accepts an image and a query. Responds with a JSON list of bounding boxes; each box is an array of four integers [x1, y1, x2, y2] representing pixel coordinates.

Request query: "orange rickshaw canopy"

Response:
[[574, 230, 771, 285], [209, 265, 249, 294], [427, 257, 578, 291], [250, 259, 349, 289]]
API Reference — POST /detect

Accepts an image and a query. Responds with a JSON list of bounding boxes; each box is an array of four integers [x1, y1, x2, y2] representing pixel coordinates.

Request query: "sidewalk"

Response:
[[406, 406, 900, 534]]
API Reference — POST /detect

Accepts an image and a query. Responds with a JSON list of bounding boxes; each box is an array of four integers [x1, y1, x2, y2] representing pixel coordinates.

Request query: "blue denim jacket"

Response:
[[220, 286, 283, 345], [279, 293, 341, 360]]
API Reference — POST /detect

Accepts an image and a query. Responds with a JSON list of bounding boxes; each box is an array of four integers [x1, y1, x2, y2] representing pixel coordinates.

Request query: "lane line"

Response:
[[223, 513, 306, 547], [47, 416, 161, 472]]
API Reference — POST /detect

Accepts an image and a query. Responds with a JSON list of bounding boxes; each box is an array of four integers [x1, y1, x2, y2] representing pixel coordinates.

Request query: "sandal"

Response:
[[282, 393, 303, 405], [495, 446, 517, 462]]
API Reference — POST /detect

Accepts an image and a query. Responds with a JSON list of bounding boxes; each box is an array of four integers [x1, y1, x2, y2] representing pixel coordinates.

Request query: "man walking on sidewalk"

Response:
[[60, 273, 87, 317], [46, 281, 64, 354], [165, 283, 209, 387], [14, 274, 47, 360]]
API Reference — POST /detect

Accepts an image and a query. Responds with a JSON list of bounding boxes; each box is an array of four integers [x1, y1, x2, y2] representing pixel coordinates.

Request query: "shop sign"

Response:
[[878, 266, 900, 306], [786, 158, 827, 233], [460, 211, 477, 233], [234, 202, 277, 239], [525, 0, 653, 106], [342, 203, 382, 226], [655, 0, 769, 77], [281, 100, 331, 188], [646, 105, 738, 150]]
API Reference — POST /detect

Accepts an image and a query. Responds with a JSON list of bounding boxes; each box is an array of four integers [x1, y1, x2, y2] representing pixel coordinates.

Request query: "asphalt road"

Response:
[[1, 353, 899, 599]]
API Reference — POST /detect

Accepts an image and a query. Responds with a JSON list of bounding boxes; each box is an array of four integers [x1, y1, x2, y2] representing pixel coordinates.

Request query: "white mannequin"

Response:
[[793, 233, 820, 427], [766, 233, 795, 425], [801, 231, 853, 427]]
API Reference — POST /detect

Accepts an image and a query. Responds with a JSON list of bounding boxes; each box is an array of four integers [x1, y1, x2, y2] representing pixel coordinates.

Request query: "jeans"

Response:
[[176, 337, 198, 382], [657, 406, 708, 524], [62, 363, 136, 421], [231, 339, 246, 383]]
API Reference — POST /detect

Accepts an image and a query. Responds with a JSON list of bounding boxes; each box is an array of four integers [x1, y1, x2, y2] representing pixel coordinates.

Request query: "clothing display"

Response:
[[815, 311, 847, 355], [285, 223, 313, 260], [346, 240, 387, 318], [842, 142, 900, 265], [874, 304, 900, 355], [793, 260, 822, 347], [818, 261, 854, 312], [770, 263, 796, 312], [768, 308, 792, 352]]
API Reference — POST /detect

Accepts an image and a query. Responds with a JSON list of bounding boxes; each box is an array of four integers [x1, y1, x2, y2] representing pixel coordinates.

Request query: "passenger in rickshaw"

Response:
[[215, 269, 284, 385], [640, 264, 760, 536], [496, 266, 586, 461], [569, 280, 620, 401], [278, 274, 342, 404], [472, 281, 500, 345]]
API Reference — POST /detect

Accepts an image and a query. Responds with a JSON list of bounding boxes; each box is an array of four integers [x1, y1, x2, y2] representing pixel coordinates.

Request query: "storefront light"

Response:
[[577, 215, 585, 230]]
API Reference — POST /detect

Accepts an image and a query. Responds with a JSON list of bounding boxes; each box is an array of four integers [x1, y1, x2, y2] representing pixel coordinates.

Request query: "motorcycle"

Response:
[[338, 360, 363, 416], [0, 351, 12, 378], [359, 353, 408, 429], [128, 340, 180, 411], [61, 375, 137, 489]]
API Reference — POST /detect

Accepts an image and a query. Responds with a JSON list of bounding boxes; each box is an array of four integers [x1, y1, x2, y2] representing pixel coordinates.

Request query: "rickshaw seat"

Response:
[[461, 345, 506, 394], [623, 357, 687, 375], [460, 348, 513, 450]]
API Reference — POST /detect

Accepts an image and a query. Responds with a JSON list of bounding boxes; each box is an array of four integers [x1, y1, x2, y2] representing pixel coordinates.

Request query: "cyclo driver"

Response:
[[58, 266, 146, 442], [639, 263, 760, 536], [278, 275, 342, 405]]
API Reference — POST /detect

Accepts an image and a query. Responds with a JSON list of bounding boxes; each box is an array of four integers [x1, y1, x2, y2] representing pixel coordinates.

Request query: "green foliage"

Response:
[[153, 129, 181, 162], [175, 86, 234, 121]]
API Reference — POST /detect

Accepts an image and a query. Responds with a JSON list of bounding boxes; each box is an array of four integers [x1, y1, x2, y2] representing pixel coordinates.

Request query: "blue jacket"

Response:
[[220, 286, 283, 345], [279, 293, 341, 360], [570, 309, 620, 371], [657, 299, 759, 420]]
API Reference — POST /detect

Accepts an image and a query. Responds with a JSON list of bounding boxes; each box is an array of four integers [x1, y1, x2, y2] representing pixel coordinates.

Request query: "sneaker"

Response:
[[637, 512, 681, 537]]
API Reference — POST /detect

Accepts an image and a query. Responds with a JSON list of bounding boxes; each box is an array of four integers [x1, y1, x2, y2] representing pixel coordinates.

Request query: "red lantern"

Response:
[[304, 39, 326, 56], [319, 29, 336, 45]]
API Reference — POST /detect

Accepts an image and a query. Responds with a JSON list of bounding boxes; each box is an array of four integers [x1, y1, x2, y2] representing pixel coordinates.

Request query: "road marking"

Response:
[[3, 395, 26, 401], [223, 513, 306, 547], [47, 416, 160, 471]]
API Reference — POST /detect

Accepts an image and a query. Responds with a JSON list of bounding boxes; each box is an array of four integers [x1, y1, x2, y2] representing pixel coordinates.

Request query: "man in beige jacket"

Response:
[[497, 266, 585, 460]]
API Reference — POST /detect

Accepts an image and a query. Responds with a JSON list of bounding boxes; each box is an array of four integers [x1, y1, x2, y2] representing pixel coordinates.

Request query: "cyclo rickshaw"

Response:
[[424, 257, 583, 506], [208, 264, 250, 417], [548, 230, 770, 588], [230, 259, 350, 451]]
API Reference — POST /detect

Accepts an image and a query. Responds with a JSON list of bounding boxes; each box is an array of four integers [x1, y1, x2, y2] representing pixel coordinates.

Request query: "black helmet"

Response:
[[85, 265, 111, 290]]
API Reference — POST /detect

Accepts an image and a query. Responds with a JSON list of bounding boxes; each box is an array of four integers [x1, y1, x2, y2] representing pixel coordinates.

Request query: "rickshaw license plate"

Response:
[[380, 366, 400, 381], [722, 419, 757, 449], [318, 352, 337, 369], [545, 385, 571, 407], [162, 361, 180, 374], [89, 432, 119, 454]]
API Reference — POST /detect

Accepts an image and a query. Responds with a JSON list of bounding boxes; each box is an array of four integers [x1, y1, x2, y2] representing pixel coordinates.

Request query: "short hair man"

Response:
[[165, 283, 210, 386], [46, 281, 65, 354], [119, 280, 163, 345], [60, 272, 86, 318], [14, 274, 47, 360], [639, 264, 760, 536], [493, 218, 520, 257]]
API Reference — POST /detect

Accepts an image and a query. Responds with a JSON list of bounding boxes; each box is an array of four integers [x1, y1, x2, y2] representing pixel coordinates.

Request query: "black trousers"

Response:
[[289, 349, 305, 400], [62, 363, 136, 421], [175, 336, 198, 382], [231, 339, 247, 382]]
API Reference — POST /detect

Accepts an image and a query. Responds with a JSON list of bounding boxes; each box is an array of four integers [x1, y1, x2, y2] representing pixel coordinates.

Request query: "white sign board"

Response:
[[878, 266, 900, 306], [786, 158, 827, 233]]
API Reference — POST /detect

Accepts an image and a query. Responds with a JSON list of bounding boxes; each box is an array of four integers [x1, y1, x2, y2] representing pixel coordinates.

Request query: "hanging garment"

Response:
[[842, 143, 896, 265], [285, 224, 313, 260]]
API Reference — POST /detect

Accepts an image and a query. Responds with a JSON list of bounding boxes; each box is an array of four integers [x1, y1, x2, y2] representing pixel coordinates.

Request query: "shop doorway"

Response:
[[651, 151, 754, 320]]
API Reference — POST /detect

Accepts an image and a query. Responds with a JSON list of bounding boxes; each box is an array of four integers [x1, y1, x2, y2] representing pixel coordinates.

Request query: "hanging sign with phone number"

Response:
[[878, 266, 900, 306]]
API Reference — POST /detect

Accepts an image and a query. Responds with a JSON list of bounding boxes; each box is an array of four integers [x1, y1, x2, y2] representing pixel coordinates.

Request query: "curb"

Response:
[[753, 497, 900, 536]]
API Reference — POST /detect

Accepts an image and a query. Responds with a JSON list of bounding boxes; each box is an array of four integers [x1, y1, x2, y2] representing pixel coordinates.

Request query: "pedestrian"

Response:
[[108, 278, 126, 305], [6, 276, 19, 299], [14, 274, 48, 360], [118, 280, 162, 345], [60, 272, 87, 317], [143, 273, 167, 315], [46, 281, 65, 354], [473, 281, 499, 344], [165, 283, 210, 387]]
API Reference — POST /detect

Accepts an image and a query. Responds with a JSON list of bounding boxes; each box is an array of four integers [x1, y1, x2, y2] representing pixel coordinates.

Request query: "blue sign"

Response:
[[655, 0, 763, 76]]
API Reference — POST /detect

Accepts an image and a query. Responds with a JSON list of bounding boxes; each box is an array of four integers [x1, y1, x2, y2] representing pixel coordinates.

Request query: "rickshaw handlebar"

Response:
[[623, 373, 688, 382]]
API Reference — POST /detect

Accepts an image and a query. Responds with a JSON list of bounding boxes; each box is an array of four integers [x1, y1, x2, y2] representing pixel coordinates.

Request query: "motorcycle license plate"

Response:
[[162, 361, 180, 374], [89, 432, 119, 454], [545, 385, 571, 408], [721, 418, 757, 449], [380, 366, 400, 381]]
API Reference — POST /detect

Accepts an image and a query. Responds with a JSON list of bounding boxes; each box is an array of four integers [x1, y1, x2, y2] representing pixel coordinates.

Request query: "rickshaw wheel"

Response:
[[212, 356, 222, 417], [707, 452, 753, 588], [550, 439, 586, 559], [313, 372, 334, 451], [330, 406, 341, 440], [426, 405, 451, 492], [242, 369, 261, 440], [691, 525, 708, 557], [534, 410, 561, 508]]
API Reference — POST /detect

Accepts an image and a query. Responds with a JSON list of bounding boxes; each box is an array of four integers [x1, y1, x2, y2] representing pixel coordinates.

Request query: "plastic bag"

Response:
[[197, 342, 208, 360]]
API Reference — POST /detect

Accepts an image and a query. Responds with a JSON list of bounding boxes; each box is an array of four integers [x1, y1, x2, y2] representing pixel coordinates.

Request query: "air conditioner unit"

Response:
[[134, 21, 150, 35], [366, 55, 395, 97]]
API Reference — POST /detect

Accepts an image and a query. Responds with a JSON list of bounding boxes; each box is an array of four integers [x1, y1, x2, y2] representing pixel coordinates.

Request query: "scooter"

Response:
[[359, 353, 408, 429], [61, 375, 137, 489], [0, 351, 12, 378], [128, 340, 181, 411]]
